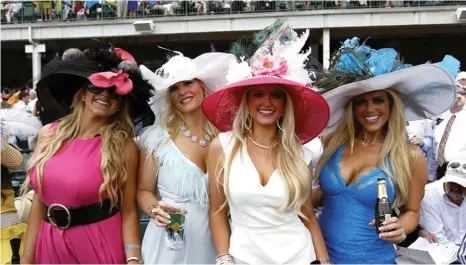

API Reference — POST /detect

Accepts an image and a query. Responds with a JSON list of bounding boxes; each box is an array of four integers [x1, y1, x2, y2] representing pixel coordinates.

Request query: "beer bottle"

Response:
[[10, 238, 21, 264], [375, 178, 392, 234]]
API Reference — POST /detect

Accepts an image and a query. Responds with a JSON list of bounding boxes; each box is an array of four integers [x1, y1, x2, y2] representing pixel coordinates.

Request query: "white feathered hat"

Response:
[[1, 109, 42, 169], [139, 50, 236, 122]]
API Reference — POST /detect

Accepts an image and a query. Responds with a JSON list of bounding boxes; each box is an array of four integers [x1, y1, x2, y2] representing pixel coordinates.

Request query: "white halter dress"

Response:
[[219, 131, 316, 264]]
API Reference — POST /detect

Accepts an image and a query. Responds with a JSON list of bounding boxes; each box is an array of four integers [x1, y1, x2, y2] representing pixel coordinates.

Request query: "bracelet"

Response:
[[318, 258, 332, 264], [126, 257, 142, 264], [124, 244, 141, 253], [216, 253, 234, 265]]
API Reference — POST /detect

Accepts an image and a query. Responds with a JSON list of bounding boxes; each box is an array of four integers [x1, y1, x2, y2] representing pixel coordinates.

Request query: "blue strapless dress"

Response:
[[319, 145, 397, 264]]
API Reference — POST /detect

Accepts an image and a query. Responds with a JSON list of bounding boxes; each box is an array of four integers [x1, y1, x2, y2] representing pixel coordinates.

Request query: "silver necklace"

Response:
[[248, 137, 278, 150], [180, 124, 212, 148]]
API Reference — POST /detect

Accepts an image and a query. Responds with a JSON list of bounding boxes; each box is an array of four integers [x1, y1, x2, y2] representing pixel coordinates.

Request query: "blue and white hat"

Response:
[[316, 37, 459, 134]]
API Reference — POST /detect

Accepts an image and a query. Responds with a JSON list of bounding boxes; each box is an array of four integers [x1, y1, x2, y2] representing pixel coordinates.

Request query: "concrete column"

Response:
[[323, 28, 331, 70], [25, 43, 46, 90]]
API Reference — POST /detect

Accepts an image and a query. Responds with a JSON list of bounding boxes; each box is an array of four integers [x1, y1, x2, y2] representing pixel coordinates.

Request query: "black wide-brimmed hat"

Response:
[[36, 47, 155, 126]]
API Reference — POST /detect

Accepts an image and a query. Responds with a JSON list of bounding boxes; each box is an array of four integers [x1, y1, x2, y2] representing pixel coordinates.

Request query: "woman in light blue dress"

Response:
[[313, 37, 458, 264], [136, 51, 235, 264]]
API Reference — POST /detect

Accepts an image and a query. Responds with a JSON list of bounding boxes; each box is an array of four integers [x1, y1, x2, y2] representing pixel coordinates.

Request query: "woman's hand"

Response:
[[370, 217, 406, 244], [150, 201, 187, 228]]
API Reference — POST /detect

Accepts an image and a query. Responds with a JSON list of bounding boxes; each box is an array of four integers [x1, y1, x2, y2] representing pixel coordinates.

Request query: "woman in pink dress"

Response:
[[20, 47, 155, 264]]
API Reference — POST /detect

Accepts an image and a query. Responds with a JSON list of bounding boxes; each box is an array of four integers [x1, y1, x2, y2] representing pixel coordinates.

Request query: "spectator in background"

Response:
[[128, 0, 138, 17], [42, 1, 53, 21], [1, 88, 12, 109], [27, 90, 37, 113], [420, 161, 466, 246], [12, 91, 30, 112], [406, 119, 436, 181], [434, 73, 466, 179]]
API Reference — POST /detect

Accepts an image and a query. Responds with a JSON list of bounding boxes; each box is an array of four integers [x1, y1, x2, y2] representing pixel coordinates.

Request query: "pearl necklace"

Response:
[[180, 124, 212, 148], [248, 137, 278, 150]]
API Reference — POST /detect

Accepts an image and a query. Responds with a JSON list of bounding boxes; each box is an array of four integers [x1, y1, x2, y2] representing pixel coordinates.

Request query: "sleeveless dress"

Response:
[[138, 125, 216, 264], [1, 189, 27, 264], [318, 144, 396, 264], [30, 136, 125, 264], [219, 131, 316, 264]]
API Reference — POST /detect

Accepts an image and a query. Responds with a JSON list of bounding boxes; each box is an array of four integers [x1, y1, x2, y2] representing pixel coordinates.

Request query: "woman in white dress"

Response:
[[204, 19, 332, 264], [137, 51, 236, 264]]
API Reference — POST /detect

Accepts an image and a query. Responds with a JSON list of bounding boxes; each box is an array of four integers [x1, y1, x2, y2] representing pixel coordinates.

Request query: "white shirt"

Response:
[[12, 100, 27, 112], [419, 182, 466, 245], [434, 108, 466, 163], [304, 137, 323, 170], [27, 98, 37, 113]]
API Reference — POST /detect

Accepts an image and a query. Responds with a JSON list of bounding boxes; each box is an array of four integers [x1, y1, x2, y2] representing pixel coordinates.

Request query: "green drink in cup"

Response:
[[165, 210, 185, 250]]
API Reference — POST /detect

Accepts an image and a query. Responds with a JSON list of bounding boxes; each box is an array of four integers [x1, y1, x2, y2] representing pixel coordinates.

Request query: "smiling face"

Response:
[[247, 85, 286, 127], [444, 182, 466, 205], [83, 86, 121, 119], [352, 90, 391, 133], [169, 79, 205, 114]]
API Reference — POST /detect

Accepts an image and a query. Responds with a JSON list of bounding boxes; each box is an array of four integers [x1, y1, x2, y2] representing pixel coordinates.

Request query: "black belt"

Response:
[[43, 199, 119, 230]]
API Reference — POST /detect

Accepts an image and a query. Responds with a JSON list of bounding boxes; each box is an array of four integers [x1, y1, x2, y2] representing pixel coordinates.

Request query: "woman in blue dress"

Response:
[[313, 37, 459, 264]]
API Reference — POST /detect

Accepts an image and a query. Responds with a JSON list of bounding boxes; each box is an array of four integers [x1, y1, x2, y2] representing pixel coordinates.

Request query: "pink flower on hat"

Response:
[[251, 55, 288, 77], [88, 70, 133, 95]]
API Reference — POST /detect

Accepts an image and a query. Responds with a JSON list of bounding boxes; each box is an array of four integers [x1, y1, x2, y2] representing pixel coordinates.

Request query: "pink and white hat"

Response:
[[202, 19, 329, 144]]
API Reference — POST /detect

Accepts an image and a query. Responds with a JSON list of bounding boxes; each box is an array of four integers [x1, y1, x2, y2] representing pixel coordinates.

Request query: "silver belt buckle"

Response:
[[47, 203, 71, 230]]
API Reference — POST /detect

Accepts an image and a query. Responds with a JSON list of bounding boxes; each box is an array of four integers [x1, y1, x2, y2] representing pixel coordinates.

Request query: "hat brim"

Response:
[[322, 64, 457, 134], [1, 141, 24, 169], [442, 174, 466, 188], [202, 76, 330, 144], [37, 59, 155, 126]]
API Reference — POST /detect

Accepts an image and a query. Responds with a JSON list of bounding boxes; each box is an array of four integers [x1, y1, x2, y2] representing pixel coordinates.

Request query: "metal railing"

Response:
[[1, 1, 465, 25]]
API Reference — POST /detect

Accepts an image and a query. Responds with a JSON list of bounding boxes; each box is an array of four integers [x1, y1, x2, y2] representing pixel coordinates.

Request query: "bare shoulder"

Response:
[[124, 139, 138, 158], [39, 123, 53, 135], [208, 137, 223, 156]]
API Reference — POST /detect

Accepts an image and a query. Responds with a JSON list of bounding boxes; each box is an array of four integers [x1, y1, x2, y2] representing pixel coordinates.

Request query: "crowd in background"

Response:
[[1, 0, 463, 24]]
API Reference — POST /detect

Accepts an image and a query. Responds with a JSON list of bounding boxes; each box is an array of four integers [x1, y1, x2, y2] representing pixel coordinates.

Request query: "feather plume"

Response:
[[228, 19, 287, 61], [316, 37, 410, 93], [1, 109, 42, 140]]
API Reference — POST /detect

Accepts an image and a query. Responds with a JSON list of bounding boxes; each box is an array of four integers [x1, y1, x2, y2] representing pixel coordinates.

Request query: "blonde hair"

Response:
[[315, 89, 414, 208], [162, 79, 217, 139], [218, 87, 311, 218], [22, 88, 135, 210]]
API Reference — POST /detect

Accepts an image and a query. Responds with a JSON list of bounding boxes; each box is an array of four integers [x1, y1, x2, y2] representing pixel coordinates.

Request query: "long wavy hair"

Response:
[[22, 88, 134, 210], [314, 89, 415, 208], [162, 79, 217, 139], [217, 87, 311, 218]]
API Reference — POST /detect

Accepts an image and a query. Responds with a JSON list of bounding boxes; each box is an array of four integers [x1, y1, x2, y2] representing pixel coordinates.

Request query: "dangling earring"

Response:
[[82, 97, 85, 102], [245, 113, 252, 131]]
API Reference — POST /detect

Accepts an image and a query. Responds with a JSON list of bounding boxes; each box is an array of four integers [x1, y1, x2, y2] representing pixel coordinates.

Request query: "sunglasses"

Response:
[[87, 85, 124, 102], [449, 162, 466, 171]]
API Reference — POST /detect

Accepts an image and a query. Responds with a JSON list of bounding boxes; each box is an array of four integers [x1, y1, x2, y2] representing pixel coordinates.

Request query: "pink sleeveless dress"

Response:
[[30, 136, 125, 264]]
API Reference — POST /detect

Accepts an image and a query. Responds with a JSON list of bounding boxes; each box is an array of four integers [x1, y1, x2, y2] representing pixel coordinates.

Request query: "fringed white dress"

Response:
[[138, 125, 216, 264]]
